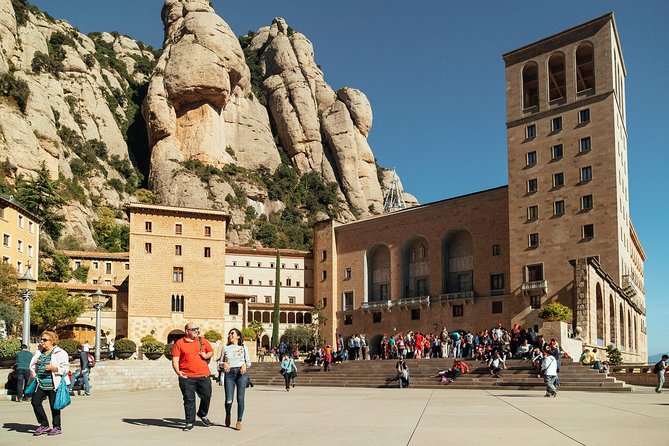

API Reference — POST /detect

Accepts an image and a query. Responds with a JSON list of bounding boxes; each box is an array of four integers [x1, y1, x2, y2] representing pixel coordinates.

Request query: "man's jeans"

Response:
[[224, 367, 249, 422], [178, 376, 212, 424], [16, 368, 31, 399], [545, 375, 558, 395], [657, 372, 666, 392], [69, 368, 90, 395]]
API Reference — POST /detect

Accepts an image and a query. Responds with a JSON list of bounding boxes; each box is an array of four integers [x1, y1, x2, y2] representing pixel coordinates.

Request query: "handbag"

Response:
[[198, 337, 211, 364], [53, 380, 71, 410], [24, 379, 37, 397]]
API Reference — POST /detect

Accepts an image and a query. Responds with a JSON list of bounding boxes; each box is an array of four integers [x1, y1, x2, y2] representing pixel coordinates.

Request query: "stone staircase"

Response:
[[247, 358, 632, 392], [0, 357, 632, 401]]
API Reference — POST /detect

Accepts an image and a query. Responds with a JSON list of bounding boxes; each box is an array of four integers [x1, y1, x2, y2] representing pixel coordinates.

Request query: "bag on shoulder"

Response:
[[654, 361, 664, 373], [87, 353, 95, 368], [198, 337, 211, 364]]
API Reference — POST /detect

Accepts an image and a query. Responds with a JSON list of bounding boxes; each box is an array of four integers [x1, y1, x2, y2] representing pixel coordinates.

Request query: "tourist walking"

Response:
[[396, 358, 410, 388], [108, 339, 115, 360], [542, 347, 559, 397], [280, 353, 297, 390], [15, 343, 32, 402], [218, 328, 251, 430], [654, 354, 668, 393], [68, 345, 90, 396], [172, 323, 214, 431], [29, 331, 70, 436]]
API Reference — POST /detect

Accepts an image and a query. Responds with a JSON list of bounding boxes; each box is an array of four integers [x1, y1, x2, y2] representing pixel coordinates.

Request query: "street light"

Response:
[[18, 269, 37, 345], [90, 288, 108, 362]]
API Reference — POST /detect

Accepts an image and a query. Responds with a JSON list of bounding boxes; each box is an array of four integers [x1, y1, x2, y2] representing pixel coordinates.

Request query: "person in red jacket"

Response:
[[435, 359, 469, 383]]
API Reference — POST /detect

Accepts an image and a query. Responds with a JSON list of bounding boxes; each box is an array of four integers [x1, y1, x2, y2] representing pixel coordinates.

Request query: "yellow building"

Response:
[[0, 195, 41, 277]]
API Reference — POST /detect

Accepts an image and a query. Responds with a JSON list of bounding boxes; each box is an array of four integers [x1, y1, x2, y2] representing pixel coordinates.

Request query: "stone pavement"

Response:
[[0, 385, 668, 446]]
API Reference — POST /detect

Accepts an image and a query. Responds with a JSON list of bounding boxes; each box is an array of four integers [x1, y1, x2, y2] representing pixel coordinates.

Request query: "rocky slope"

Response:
[[0, 0, 416, 252]]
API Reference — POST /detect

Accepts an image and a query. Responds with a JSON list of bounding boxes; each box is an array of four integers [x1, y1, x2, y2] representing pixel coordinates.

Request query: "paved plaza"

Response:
[[1, 385, 668, 445]]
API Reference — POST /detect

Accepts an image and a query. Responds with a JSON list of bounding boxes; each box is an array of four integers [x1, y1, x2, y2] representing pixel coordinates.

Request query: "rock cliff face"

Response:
[[0, 0, 415, 252]]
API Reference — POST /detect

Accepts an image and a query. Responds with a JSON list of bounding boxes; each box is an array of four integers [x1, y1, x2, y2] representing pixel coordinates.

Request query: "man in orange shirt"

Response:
[[172, 322, 214, 431]]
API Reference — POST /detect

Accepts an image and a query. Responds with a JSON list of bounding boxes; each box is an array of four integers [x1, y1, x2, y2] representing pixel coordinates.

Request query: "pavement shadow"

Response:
[[3, 422, 35, 434], [122, 417, 186, 429]]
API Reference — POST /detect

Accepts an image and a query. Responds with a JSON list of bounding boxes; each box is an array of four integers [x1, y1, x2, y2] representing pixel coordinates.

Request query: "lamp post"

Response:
[[90, 288, 108, 362], [18, 269, 37, 345]]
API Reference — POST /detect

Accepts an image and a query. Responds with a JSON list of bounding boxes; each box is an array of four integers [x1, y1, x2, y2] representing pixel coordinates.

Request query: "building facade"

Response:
[[313, 14, 646, 362], [1, 195, 40, 277], [62, 250, 129, 287]]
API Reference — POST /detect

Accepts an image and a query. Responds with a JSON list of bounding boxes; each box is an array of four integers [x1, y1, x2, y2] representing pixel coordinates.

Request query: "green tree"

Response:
[[248, 320, 263, 341], [30, 286, 86, 331], [92, 207, 129, 252], [606, 344, 623, 365], [14, 163, 66, 240], [271, 250, 280, 347], [0, 301, 21, 336], [310, 300, 328, 348], [40, 249, 72, 283], [0, 263, 18, 305], [72, 265, 89, 283], [281, 326, 314, 352]]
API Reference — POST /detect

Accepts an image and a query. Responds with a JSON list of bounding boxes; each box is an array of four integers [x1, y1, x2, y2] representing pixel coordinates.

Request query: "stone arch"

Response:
[[262, 312, 270, 323], [628, 309, 633, 351], [229, 301, 239, 315], [296, 312, 304, 324], [367, 244, 391, 302], [608, 295, 615, 345], [280, 312, 287, 324], [619, 303, 626, 350], [576, 42, 595, 92], [402, 236, 430, 298], [304, 313, 312, 324], [167, 329, 185, 344], [261, 334, 270, 348], [595, 283, 603, 345], [548, 52, 566, 101], [442, 230, 474, 294], [253, 311, 262, 321], [522, 62, 539, 109], [288, 312, 295, 324]]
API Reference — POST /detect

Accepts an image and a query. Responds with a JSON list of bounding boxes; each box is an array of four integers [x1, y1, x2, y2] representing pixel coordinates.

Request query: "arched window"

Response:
[[548, 53, 566, 101], [367, 245, 391, 302], [229, 301, 239, 315], [253, 311, 262, 322], [279, 312, 287, 323], [442, 230, 474, 294], [576, 43, 594, 92], [171, 294, 184, 313], [608, 295, 615, 345], [628, 310, 633, 351], [262, 312, 270, 323], [288, 313, 295, 324], [296, 313, 304, 324], [619, 303, 626, 350], [304, 313, 312, 324], [595, 284, 603, 345], [403, 237, 430, 298], [522, 63, 539, 109]]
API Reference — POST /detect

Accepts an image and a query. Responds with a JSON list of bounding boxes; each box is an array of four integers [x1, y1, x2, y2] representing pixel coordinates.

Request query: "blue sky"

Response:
[[30, 1, 668, 356]]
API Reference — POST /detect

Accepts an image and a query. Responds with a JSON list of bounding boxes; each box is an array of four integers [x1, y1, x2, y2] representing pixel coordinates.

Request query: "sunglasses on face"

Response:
[[188, 327, 199, 332], [40, 338, 50, 342]]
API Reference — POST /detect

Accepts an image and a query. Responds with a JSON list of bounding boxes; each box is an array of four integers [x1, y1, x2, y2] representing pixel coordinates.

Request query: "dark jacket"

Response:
[[16, 350, 32, 370], [78, 351, 89, 371]]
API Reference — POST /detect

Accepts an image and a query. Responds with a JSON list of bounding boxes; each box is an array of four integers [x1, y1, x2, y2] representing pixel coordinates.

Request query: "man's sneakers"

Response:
[[33, 425, 51, 436], [182, 423, 194, 431], [656, 389, 663, 394], [199, 416, 212, 427], [47, 427, 62, 436]]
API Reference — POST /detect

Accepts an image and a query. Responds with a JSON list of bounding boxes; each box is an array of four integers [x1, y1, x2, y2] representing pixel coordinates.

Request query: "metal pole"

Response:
[[94, 304, 102, 362], [22, 291, 31, 345]]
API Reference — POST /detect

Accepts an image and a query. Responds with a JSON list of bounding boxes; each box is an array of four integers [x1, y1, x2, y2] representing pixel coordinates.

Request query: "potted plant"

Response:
[[164, 342, 175, 360], [58, 339, 82, 361], [140, 335, 165, 360], [538, 302, 573, 322], [203, 329, 222, 343], [0, 339, 21, 368], [114, 338, 137, 359]]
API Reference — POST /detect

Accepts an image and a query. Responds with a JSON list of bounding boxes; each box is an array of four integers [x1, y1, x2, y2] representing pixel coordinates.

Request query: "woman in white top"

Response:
[[218, 328, 251, 431]]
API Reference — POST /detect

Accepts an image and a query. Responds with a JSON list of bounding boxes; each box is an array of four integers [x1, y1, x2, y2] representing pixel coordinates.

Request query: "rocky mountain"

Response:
[[0, 0, 416, 253]]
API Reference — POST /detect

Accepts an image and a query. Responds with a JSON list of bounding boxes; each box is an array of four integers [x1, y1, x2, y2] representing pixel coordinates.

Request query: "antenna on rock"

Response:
[[383, 168, 406, 213]]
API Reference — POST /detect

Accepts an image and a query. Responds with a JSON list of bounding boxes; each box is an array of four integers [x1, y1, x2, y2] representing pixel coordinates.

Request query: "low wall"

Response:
[[611, 366, 667, 389], [540, 321, 582, 361]]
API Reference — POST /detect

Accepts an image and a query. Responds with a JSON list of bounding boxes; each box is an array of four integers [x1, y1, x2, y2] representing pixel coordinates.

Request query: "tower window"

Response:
[[527, 179, 538, 194], [581, 195, 593, 210], [576, 44, 595, 92], [552, 172, 564, 188], [528, 233, 539, 248], [579, 109, 591, 124], [579, 137, 592, 152], [522, 63, 539, 109], [551, 116, 563, 132], [527, 205, 538, 221], [582, 224, 595, 239], [580, 166, 592, 182], [551, 144, 563, 160], [553, 200, 565, 216], [526, 124, 536, 139], [548, 53, 566, 101], [526, 151, 537, 166]]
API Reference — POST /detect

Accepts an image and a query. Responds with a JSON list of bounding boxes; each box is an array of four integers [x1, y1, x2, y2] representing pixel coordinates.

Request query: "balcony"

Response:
[[435, 291, 474, 307], [360, 300, 394, 312], [396, 296, 430, 310], [622, 275, 642, 298], [522, 280, 548, 296]]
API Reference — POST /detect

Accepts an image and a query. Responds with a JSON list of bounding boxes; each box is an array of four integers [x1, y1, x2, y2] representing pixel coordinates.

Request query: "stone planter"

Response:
[[0, 357, 16, 368], [164, 353, 173, 361], [115, 351, 134, 360], [144, 352, 163, 360]]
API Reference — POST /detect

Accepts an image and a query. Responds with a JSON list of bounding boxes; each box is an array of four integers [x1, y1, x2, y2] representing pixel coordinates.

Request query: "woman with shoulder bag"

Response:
[[28, 331, 70, 436], [280, 353, 297, 391], [218, 328, 251, 431]]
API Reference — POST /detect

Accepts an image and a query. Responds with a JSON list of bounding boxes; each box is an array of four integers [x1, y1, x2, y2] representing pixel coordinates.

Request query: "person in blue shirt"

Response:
[[280, 354, 297, 391], [15, 344, 33, 402]]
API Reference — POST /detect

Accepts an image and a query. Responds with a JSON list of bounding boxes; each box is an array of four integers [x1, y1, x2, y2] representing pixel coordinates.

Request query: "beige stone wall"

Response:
[[0, 199, 40, 277], [64, 252, 129, 287], [127, 204, 228, 344]]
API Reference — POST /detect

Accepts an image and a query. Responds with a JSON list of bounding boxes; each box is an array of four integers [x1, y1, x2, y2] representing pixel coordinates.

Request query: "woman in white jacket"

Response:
[[29, 330, 70, 436]]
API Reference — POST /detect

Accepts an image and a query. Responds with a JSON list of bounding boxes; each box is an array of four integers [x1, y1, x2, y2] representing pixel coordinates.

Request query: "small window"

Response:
[[530, 295, 541, 309], [204, 226, 211, 237], [492, 244, 501, 256], [105, 262, 112, 274], [411, 308, 421, 320], [322, 270, 327, 280], [552, 172, 564, 187], [492, 301, 503, 314], [296, 281, 301, 287], [257, 262, 261, 267], [528, 233, 539, 248], [250, 296, 256, 303], [581, 194, 593, 210], [582, 224, 595, 239], [554, 200, 565, 216], [453, 305, 464, 317], [175, 223, 183, 235], [173, 267, 184, 283], [248, 279, 253, 285], [270, 263, 274, 268], [526, 124, 536, 139], [92, 279, 98, 284], [93, 261, 99, 269], [281, 263, 285, 268], [343, 291, 354, 311], [17, 215, 24, 228], [124, 263, 129, 270], [294, 264, 299, 269], [344, 268, 352, 279], [579, 137, 591, 153], [269, 280, 273, 286], [175, 245, 182, 256], [171, 294, 184, 313], [16, 239, 23, 253], [551, 116, 562, 132], [104, 279, 112, 286], [265, 296, 271, 303], [490, 274, 505, 295], [28, 221, 34, 234], [527, 178, 538, 193], [2, 234, 9, 247], [229, 302, 239, 315], [580, 166, 592, 182], [373, 312, 382, 323], [74, 260, 81, 270], [246, 261, 250, 267], [551, 144, 563, 160], [204, 247, 211, 258], [286, 278, 292, 286], [344, 315, 353, 325], [526, 151, 537, 166], [145, 221, 152, 232], [238, 276, 244, 285], [232, 261, 237, 266], [28, 245, 33, 258], [579, 109, 590, 124], [289, 296, 296, 304], [145, 243, 152, 254], [527, 205, 538, 220], [321, 250, 327, 261]]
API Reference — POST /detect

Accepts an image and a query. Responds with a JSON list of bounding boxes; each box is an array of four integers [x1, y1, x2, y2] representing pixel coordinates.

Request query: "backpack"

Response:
[[654, 361, 664, 373], [87, 353, 95, 368]]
